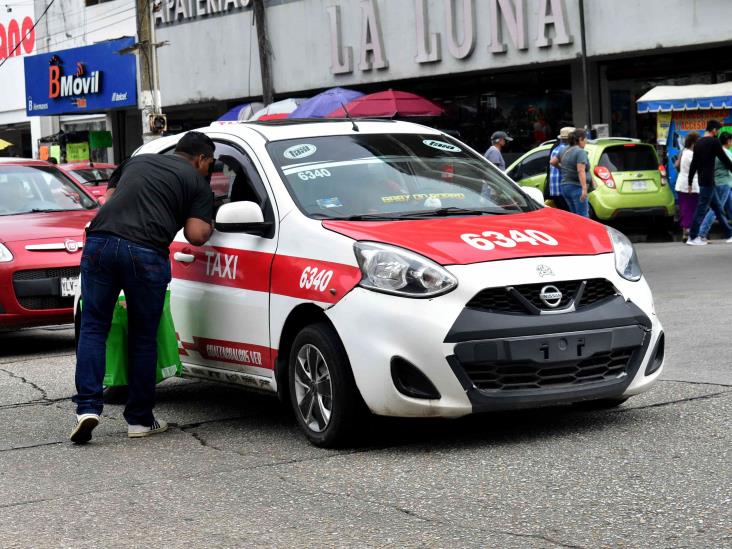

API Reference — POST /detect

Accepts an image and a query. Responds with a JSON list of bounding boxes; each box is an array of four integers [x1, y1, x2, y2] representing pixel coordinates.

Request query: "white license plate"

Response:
[[60, 277, 79, 297], [631, 180, 648, 191]]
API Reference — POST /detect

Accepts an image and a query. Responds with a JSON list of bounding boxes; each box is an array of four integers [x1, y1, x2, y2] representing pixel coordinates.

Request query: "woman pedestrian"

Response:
[[675, 132, 700, 241], [560, 129, 591, 217]]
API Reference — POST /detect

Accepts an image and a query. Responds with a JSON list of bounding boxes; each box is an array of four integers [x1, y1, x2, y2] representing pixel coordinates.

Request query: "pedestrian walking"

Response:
[[547, 126, 575, 210], [559, 129, 591, 217], [686, 120, 732, 246], [484, 130, 512, 171], [698, 131, 732, 241], [70, 131, 216, 444], [674, 132, 700, 241]]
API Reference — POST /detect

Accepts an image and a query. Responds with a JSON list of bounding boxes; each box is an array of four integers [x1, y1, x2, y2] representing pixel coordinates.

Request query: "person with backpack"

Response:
[[559, 129, 591, 217]]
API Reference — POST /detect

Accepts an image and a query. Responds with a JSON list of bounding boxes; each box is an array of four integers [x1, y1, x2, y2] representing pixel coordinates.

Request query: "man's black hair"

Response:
[[706, 119, 722, 132], [175, 131, 215, 158], [720, 131, 732, 145]]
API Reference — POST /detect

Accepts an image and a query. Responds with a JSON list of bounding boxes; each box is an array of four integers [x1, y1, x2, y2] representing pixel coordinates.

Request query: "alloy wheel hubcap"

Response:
[[294, 344, 333, 433]]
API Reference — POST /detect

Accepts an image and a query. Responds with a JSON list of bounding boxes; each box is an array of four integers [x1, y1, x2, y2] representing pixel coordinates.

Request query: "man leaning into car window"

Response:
[[70, 131, 215, 444]]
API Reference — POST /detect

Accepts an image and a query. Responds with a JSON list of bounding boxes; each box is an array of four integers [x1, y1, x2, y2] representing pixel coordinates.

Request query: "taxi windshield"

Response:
[[0, 165, 97, 216], [267, 134, 536, 220], [70, 167, 115, 184]]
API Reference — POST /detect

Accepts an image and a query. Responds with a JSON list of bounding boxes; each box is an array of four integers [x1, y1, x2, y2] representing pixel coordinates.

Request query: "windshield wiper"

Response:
[[338, 213, 404, 221], [30, 208, 64, 213]]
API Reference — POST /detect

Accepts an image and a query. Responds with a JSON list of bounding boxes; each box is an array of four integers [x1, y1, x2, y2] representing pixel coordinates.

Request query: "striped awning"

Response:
[[637, 83, 732, 113]]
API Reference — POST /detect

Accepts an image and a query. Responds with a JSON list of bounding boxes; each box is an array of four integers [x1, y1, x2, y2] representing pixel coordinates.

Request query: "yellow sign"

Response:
[[66, 142, 90, 162], [657, 112, 672, 145]]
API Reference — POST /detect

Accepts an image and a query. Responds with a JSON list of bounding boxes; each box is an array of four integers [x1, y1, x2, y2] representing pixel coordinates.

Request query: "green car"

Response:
[[506, 138, 676, 221]]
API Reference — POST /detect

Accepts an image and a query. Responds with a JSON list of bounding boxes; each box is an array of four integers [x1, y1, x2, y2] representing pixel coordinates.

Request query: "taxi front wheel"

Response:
[[288, 323, 363, 448]]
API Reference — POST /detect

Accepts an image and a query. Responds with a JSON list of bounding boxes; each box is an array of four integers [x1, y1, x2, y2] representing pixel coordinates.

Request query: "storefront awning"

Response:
[[637, 83, 732, 113]]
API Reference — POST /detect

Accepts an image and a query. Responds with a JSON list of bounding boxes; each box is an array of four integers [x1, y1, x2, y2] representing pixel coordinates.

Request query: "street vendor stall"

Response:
[[637, 83, 732, 184]]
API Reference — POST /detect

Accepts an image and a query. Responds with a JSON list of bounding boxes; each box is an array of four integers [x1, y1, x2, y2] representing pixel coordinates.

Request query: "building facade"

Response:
[[154, 0, 732, 159], [4, 0, 732, 161]]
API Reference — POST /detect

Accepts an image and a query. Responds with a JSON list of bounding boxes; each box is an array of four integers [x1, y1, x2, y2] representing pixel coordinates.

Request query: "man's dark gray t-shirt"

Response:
[[560, 146, 591, 185], [88, 154, 213, 254]]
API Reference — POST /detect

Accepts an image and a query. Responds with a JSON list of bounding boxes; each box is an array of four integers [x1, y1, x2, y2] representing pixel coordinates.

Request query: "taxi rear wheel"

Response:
[[288, 323, 362, 447]]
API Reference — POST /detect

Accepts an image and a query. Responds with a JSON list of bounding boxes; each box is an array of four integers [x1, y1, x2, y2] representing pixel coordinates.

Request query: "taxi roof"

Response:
[[207, 118, 444, 143]]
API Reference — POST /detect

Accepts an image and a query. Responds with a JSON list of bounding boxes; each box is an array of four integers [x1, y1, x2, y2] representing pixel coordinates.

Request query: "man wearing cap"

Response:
[[484, 131, 513, 171], [70, 131, 216, 444], [547, 126, 575, 210]]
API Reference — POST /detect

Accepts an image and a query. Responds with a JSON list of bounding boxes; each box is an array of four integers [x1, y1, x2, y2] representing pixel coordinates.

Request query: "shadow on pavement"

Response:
[[0, 327, 75, 359]]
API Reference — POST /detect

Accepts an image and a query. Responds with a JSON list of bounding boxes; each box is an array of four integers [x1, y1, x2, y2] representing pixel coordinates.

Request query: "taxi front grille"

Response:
[[462, 349, 633, 391], [466, 278, 617, 314]]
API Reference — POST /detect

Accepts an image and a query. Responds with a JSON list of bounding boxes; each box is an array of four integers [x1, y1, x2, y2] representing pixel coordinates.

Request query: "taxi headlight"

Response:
[[606, 226, 641, 281], [354, 242, 457, 298], [0, 243, 13, 263]]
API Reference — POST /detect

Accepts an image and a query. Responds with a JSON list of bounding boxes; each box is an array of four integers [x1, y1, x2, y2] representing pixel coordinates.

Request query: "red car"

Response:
[[61, 161, 116, 199], [0, 158, 98, 330]]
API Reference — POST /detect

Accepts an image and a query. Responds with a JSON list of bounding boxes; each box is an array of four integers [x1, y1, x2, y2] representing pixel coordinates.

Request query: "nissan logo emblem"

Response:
[[539, 285, 563, 308]]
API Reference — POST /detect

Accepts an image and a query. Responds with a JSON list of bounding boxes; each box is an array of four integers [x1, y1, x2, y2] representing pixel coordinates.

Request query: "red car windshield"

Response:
[[0, 165, 98, 215], [70, 167, 115, 184]]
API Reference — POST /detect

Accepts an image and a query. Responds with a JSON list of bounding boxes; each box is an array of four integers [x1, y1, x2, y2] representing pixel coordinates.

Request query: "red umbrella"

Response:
[[327, 89, 444, 118]]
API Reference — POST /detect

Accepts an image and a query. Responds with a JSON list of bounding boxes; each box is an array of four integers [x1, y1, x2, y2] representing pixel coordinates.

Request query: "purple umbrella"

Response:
[[289, 88, 364, 118], [217, 102, 263, 121]]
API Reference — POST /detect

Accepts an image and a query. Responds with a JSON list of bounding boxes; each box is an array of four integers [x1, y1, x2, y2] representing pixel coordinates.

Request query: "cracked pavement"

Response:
[[0, 242, 730, 548]]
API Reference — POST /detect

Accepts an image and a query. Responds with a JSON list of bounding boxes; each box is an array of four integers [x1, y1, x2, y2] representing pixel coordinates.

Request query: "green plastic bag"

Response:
[[102, 291, 183, 387]]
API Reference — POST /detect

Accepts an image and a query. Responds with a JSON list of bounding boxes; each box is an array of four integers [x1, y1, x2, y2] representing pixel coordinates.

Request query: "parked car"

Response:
[[0, 158, 98, 330], [61, 162, 116, 199], [78, 121, 665, 447], [506, 138, 676, 221]]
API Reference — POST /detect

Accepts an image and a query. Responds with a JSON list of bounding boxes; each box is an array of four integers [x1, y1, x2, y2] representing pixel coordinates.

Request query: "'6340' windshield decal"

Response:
[[460, 229, 558, 251]]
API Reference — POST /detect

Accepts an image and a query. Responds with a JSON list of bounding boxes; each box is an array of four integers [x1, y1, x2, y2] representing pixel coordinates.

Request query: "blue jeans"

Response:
[[690, 186, 732, 240], [560, 183, 589, 217], [73, 233, 171, 426], [699, 185, 732, 237]]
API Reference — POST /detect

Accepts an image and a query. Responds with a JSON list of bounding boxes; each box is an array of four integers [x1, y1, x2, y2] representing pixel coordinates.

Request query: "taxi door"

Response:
[[169, 137, 279, 390]]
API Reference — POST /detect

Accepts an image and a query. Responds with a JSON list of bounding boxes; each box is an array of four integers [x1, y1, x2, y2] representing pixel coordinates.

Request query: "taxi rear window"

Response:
[[598, 145, 658, 172]]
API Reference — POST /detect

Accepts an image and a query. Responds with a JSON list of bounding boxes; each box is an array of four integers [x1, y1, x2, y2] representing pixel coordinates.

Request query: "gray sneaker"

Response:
[[70, 413, 100, 444], [128, 419, 168, 438]]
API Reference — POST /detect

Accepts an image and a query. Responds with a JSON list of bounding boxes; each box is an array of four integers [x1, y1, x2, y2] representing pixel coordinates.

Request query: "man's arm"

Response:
[[688, 148, 698, 186], [184, 218, 213, 246]]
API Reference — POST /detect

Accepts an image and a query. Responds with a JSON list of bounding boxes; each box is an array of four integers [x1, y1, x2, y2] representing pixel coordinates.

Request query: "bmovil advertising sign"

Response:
[[23, 37, 137, 116]]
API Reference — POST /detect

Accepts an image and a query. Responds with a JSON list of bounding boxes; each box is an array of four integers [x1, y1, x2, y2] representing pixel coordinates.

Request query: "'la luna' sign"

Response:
[[328, 0, 574, 74]]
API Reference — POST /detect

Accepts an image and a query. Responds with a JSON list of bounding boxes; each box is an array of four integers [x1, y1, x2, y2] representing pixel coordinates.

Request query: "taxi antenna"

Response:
[[340, 102, 359, 132]]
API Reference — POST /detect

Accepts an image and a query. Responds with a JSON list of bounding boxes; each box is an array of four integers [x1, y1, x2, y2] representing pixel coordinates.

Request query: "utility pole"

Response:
[[136, 0, 164, 143], [253, 0, 274, 106], [578, 0, 593, 134]]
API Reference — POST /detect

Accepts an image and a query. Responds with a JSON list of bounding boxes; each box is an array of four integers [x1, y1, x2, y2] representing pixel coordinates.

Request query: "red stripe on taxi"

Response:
[[170, 243, 361, 304]]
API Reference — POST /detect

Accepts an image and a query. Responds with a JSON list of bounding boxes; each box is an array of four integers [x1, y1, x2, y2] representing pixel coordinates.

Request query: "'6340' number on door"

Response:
[[461, 229, 558, 251], [299, 266, 334, 292]]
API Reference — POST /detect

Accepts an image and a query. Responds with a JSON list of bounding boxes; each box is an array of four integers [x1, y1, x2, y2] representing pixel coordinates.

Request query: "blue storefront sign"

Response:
[[24, 37, 137, 116]]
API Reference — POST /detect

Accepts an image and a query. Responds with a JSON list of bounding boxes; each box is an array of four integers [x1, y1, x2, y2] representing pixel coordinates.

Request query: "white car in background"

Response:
[[108, 119, 664, 447]]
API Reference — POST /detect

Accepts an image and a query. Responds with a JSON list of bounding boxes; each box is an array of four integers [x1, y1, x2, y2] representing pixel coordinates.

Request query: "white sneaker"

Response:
[[725, 237, 732, 243], [686, 237, 708, 246], [70, 413, 100, 444], [128, 419, 168, 438]]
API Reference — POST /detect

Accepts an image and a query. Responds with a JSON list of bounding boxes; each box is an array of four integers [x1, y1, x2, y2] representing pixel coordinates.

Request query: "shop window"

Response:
[[85, 0, 116, 6]]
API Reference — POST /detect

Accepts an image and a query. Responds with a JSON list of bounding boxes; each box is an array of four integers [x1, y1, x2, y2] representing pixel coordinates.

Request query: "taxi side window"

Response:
[[212, 141, 276, 238]]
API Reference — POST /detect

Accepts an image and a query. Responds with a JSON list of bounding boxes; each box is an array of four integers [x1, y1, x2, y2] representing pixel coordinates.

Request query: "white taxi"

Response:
[[135, 120, 664, 447]]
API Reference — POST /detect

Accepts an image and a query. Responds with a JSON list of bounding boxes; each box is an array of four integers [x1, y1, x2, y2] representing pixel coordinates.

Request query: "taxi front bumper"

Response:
[[326, 254, 664, 418]]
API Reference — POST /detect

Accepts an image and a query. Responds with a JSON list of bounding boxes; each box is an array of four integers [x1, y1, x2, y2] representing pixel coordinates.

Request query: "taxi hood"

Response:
[[323, 208, 613, 266], [0, 210, 95, 244]]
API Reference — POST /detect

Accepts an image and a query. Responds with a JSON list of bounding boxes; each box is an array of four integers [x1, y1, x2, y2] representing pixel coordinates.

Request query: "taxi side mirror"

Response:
[[215, 201, 271, 235], [521, 186, 545, 207]]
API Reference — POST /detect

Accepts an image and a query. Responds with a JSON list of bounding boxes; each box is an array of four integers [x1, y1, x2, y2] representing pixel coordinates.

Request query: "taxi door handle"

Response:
[[173, 252, 195, 263]]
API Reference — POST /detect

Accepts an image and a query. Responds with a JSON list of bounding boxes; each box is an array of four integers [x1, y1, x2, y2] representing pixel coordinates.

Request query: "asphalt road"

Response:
[[0, 242, 730, 549]]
